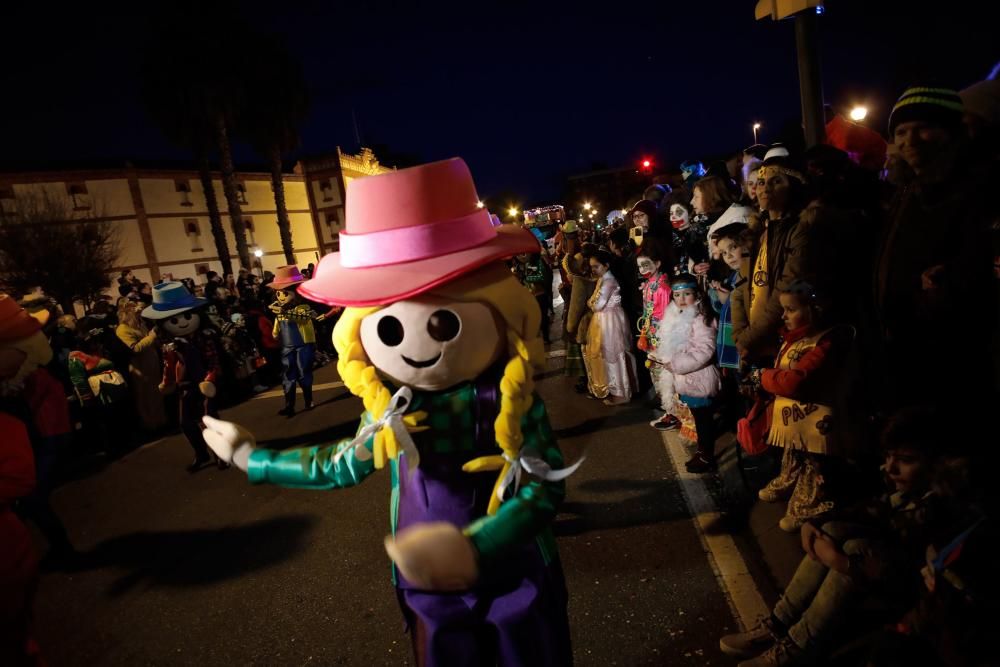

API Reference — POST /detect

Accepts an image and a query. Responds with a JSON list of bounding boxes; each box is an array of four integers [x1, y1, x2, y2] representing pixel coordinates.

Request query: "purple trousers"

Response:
[[394, 453, 572, 666], [396, 558, 572, 667]]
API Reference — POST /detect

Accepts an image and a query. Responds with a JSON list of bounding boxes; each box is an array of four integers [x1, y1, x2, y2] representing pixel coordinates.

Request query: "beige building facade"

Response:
[[0, 147, 394, 293]]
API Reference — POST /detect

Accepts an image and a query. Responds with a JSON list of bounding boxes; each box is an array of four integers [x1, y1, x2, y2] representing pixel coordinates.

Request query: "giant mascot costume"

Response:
[[203, 159, 576, 666]]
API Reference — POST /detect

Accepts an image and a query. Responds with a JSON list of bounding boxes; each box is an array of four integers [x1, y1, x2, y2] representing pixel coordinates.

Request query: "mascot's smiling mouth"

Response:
[[402, 353, 441, 368]]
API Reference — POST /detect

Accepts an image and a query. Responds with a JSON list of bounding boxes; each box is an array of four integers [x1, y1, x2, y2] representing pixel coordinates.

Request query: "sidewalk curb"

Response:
[[661, 431, 770, 632]]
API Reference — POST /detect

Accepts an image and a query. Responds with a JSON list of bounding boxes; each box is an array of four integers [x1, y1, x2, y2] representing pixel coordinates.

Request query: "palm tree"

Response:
[[140, 0, 252, 272], [239, 37, 310, 265], [141, 43, 233, 276]]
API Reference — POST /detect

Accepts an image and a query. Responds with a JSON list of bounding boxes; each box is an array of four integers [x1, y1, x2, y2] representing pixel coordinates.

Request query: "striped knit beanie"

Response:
[[888, 86, 964, 135]]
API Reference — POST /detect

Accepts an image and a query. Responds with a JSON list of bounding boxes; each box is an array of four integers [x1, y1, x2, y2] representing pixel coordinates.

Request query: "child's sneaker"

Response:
[[719, 616, 785, 658], [758, 482, 794, 503], [737, 636, 806, 666], [685, 452, 717, 474], [778, 514, 804, 533], [650, 414, 681, 431]]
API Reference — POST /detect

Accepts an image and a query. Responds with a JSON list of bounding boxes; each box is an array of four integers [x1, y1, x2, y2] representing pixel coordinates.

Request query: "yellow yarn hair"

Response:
[[331, 264, 545, 514]]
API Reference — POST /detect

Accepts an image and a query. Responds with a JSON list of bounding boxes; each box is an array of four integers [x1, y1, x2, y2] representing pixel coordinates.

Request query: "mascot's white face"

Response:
[[162, 311, 201, 338], [360, 296, 504, 391]]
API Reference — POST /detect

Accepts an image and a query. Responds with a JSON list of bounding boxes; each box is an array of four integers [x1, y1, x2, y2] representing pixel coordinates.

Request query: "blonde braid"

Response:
[[463, 325, 546, 515], [332, 307, 397, 469]]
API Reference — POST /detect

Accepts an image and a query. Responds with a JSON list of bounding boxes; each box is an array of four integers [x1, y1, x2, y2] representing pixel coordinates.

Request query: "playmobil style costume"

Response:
[[142, 283, 225, 472], [266, 265, 322, 416], [203, 159, 577, 666]]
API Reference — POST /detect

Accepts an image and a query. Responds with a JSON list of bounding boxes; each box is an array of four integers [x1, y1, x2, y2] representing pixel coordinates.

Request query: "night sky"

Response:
[[1, 1, 995, 205]]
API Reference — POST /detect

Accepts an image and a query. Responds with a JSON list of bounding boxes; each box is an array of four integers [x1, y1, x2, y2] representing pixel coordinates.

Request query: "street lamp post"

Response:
[[753, 122, 761, 143], [253, 248, 264, 280], [849, 105, 868, 122]]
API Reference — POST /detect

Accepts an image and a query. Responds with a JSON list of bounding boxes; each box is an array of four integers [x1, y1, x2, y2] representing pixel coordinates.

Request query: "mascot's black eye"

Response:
[[377, 315, 404, 347], [183, 313, 192, 321], [169, 317, 178, 325], [427, 310, 460, 342]]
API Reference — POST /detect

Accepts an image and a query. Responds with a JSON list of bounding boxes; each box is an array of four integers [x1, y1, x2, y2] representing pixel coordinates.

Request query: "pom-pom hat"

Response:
[[299, 158, 538, 307]]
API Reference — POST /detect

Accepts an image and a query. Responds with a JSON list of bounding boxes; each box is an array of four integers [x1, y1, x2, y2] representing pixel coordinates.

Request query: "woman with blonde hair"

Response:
[[115, 298, 166, 431]]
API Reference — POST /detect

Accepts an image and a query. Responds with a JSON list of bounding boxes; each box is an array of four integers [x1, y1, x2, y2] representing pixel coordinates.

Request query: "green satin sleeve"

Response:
[[246, 412, 377, 489], [464, 395, 565, 566]]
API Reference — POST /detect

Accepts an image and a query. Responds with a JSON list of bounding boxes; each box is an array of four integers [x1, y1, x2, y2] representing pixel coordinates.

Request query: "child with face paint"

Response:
[[635, 238, 674, 428], [652, 274, 721, 472], [750, 281, 852, 532]]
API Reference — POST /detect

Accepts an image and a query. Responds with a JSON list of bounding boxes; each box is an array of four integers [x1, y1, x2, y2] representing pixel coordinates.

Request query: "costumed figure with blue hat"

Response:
[[142, 282, 226, 473], [202, 158, 579, 666], [266, 265, 326, 417]]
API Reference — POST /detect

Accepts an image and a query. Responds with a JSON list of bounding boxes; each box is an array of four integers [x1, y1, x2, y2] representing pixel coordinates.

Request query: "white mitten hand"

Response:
[[384, 522, 479, 591], [202, 415, 255, 471], [199, 381, 217, 398]]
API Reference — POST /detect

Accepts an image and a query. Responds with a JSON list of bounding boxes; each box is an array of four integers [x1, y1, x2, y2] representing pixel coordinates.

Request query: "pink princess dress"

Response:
[[582, 270, 638, 401]]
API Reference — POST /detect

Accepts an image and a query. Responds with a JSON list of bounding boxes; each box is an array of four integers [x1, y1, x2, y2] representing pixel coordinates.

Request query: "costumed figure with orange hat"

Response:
[[202, 159, 577, 666], [142, 282, 227, 473], [266, 265, 327, 417], [0, 293, 77, 568]]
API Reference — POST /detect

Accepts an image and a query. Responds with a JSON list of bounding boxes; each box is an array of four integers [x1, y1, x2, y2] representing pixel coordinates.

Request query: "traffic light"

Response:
[[639, 157, 653, 174]]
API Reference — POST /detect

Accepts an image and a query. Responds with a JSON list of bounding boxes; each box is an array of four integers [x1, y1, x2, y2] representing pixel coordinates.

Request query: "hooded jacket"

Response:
[[731, 204, 821, 359]]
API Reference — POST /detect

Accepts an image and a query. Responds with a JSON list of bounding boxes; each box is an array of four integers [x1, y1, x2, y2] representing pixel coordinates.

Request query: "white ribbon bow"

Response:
[[496, 451, 585, 501], [331, 386, 420, 471]]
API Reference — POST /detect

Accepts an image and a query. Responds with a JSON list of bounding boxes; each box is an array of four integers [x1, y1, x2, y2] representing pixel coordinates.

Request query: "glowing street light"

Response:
[[583, 202, 592, 211], [752, 122, 762, 143], [849, 105, 868, 122], [476, 200, 485, 209], [508, 207, 519, 218], [252, 247, 265, 279]]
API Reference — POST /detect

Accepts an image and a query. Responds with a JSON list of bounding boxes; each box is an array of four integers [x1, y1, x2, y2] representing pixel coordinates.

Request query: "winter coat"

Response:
[[872, 161, 999, 406], [731, 204, 820, 359], [563, 253, 596, 344], [116, 323, 166, 430], [655, 302, 721, 399]]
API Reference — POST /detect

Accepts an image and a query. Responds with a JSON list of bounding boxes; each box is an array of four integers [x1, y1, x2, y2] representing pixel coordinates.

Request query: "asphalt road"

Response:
[[33, 351, 741, 666]]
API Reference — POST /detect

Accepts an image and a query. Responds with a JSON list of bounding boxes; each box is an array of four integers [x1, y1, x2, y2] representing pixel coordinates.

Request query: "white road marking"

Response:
[[546, 349, 566, 358], [252, 380, 345, 400], [661, 431, 769, 631]]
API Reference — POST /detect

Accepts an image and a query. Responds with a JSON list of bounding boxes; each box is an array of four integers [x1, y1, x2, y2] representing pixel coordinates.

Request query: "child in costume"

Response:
[[635, 238, 674, 430], [142, 283, 226, 473], [202, 159, 576, 666], [652, 274, 722, 473], [582, 246, 637, 405], [751, 281, 852, 532], [266, 265, 327, 416]]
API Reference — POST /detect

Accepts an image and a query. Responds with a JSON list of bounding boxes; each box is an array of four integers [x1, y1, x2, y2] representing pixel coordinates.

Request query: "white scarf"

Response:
[[652, 301, 700, 413]]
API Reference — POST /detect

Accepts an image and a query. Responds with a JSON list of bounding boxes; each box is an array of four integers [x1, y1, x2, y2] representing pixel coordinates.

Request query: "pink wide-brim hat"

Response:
[[265, 265, 307, 290], [298, 158, 538, 307]]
